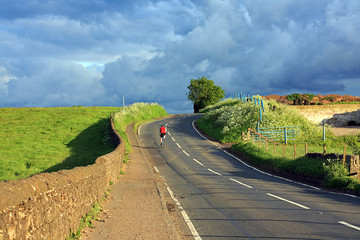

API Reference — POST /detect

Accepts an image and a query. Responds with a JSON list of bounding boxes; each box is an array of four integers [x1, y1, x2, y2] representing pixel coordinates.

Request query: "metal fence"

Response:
[[253, 126, 301, 144]]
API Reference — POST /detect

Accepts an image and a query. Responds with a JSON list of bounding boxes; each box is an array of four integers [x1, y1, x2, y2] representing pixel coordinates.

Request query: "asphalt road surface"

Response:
[[139, 114, 360, 240]]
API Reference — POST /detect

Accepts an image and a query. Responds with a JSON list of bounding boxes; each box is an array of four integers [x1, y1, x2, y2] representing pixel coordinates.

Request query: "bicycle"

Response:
[[160, 135, 166, 147]]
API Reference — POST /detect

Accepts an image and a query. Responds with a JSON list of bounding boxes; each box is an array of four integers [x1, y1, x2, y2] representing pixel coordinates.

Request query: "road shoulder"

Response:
[[81, 122, 191, 239]]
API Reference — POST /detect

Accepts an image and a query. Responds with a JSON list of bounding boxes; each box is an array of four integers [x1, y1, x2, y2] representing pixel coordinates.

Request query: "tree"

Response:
[[187, 76, 225, 113]]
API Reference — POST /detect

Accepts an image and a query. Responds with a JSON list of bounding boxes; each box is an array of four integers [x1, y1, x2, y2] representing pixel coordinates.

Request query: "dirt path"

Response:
[[80, 123, 192, 240]]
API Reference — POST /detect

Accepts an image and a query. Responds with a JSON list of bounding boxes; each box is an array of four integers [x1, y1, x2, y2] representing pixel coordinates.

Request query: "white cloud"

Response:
[[0, 66, 16, 91]]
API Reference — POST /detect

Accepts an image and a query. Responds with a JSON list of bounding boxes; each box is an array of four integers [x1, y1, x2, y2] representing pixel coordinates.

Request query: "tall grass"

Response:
[[198, 98, 360, 192]]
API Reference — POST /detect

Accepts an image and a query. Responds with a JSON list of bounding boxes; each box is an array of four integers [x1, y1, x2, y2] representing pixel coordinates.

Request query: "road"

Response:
[[138, 114, 360, 239]]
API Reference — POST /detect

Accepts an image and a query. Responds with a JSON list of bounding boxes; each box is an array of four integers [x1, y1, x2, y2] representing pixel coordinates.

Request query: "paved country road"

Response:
[[139, 114, 360, 240]]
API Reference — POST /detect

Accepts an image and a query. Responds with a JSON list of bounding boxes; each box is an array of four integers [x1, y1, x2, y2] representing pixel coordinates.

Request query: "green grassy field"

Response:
[[0, 107, 120, 181], [0, 103, 168, 181]]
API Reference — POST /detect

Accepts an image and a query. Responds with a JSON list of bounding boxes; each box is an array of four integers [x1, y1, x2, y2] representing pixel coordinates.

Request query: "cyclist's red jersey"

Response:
[[160, 126, 166, 134]]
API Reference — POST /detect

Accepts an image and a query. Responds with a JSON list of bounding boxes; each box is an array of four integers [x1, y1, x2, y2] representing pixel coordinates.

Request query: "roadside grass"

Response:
[[112, 102, 168, 154], [0, 107, 119, 181], [66, 202, 103, 240], [198, 98, 360, 192]]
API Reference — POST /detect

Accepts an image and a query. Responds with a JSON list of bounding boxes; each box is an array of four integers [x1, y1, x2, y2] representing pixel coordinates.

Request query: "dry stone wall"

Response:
[[0, 115, 124, 240]]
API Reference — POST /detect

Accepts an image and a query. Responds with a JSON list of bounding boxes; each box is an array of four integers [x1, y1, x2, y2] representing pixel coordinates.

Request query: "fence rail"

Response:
[[243, 128, 360, 178], [256, 126, 300, 144]]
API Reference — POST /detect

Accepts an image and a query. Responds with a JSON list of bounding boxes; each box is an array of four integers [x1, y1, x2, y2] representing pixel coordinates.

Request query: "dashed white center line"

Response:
[[176, 143, 181, 149], [338, 221, 360, 231], [171, 137, 175, 141], [154, 166, 159, 173], [208, 168, 222, 176], [266, 193, 310, 210], [193, 158, 204, 166], [230, 178, 253, 189], [183, 150, 190, 156]]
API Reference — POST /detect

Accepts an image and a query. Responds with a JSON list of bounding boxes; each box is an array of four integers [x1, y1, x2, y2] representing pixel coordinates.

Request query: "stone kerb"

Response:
[[0, 115, 124, 240]]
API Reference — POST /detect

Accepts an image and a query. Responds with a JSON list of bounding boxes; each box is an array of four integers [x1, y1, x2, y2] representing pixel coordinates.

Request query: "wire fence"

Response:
[[243, 128, 360, 177]]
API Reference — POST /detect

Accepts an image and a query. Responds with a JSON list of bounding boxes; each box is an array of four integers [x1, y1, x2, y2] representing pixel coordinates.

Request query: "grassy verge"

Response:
[[198, 98, 360, 193], [112, 103, 168, 154]]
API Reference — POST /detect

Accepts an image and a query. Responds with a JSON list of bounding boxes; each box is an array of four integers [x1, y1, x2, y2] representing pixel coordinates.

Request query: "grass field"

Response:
[[0, 106, 120, 181], [0, 103, 168, 181]]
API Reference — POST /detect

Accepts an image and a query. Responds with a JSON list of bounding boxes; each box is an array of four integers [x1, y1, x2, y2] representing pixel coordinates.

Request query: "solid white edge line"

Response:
[[154, 166, 159, 173], [230, 178, 253, 189], [266, 193, 310, 210], [208, 168, 222, 176], [338, 221, 360, 231], [176, 143, 182, 149], [165, 183, 202, 240], [191, 120, 322, 191], [183, 150, 190, 156], [138, 123, 143, 135], [193, 158, 204, 166]]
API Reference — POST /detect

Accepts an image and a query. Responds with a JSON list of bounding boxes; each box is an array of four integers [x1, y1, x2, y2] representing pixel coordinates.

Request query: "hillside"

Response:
[[264, 94, 360, 105]]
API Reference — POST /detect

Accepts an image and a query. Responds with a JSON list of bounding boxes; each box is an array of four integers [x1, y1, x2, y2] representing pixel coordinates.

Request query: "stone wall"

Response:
[[0, 115, 124, 240]]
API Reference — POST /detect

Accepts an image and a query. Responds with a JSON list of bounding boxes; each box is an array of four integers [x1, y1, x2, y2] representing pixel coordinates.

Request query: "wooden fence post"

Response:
[[283, 143, 285, 157], [294, 143, 297, 159], [343, 145, 347, 165], [323, 144, 326, 156], [305, 142, 308, 155], [258, 135, 261, 149], [266, 139, 268, 152], [247, 128, 250, 142], [273, 142, 276, 155]]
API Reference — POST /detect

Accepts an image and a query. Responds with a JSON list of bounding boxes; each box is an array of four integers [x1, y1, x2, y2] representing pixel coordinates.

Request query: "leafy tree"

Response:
[[187, 76, 225, 113]]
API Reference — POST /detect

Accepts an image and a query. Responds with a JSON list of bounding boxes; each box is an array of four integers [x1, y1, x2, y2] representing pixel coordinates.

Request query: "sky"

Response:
[[0, 0, 359, 113]]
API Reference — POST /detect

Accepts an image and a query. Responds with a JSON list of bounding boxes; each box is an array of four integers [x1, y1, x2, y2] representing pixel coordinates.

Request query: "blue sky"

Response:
[[1, 0, 359, 113]]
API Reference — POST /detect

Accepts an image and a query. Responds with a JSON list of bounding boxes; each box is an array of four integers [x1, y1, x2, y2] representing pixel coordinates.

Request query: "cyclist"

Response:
[[160, 125, 167, 146]]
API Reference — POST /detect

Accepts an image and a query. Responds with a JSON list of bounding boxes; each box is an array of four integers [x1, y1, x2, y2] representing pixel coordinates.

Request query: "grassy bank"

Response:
[[112, 102, 168, 153], [198, 98, 360, 193], [0, 103, 168, 181]]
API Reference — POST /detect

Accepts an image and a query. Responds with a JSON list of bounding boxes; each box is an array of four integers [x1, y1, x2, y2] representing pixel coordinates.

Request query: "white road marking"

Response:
[[229, 178, 253, 189], [208, 168, 222, 176], [165, 183, 202, 240], [193, 158, 204, 166], [183, 150, 190, 156], [154, 166, 159, 173], [266, 193, 310, 210], [138, 123, 143, 135], [168, 132, 171, 136], [176, 143, 182, 149], [171, 137, 176, 141], [338, 221, 360, 231]]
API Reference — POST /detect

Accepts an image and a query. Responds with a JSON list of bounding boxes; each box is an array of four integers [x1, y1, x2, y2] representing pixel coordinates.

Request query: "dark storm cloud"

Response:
[[0, 0, 359, 112]]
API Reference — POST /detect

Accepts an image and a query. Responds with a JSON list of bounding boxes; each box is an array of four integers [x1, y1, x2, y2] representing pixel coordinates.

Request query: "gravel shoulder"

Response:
[[80, 122, 192, 240]]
